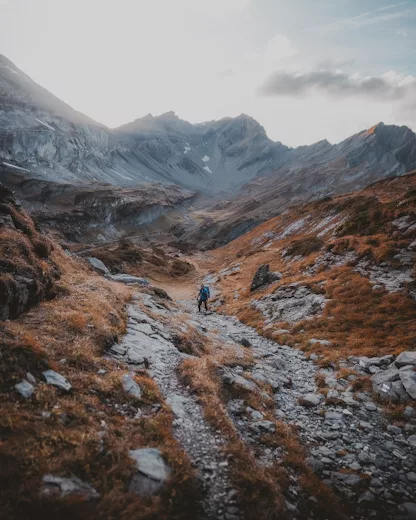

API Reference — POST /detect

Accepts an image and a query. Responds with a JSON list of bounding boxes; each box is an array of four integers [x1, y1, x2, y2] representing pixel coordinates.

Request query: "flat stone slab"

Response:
[[42, 370, 71, 392], [14, 380, 34, 398], [129, 448, 171, 496], [122, 374, 142, 399], [40, 474, 99, 500]]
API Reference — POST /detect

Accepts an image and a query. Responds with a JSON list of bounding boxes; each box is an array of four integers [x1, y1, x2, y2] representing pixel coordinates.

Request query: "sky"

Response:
[[0, 0, 415, 147]]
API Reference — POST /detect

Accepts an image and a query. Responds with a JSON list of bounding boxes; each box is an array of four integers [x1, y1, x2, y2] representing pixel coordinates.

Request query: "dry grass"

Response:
[[0, 245, 200, 519]]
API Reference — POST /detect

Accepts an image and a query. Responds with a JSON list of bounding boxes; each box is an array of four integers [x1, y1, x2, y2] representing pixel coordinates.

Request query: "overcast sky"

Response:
[[0, 0, 415, 146]]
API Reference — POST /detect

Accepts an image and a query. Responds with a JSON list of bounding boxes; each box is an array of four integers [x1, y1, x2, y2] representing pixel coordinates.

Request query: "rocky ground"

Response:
[[107, 277, 416, 520]]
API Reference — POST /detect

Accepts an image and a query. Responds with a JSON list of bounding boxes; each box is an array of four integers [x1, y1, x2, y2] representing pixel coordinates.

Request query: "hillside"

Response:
[[209, 171, 416, 362]]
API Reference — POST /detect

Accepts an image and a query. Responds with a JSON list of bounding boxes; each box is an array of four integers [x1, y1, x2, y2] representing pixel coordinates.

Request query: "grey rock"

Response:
[[14, 380, 34, 398], [40, 474, 99, 500], [246, 407, 264, 421], [250, 264, 281, 291], [401, 502, 416, 520], [221, 371, 258, 392], [407, 472, 416, 483], [387, 425, 402, 435], [251, 420, 276, 433], [363, 401, 377, 412], [299, 393, 322, 407], [325, 411, 343, 422], [400, 370, 416, 400], [107, 274, 149, 286], [408, 435, 416, 448], [26, 372, 36, 384], [122, 374, 142, 399], [308, 338, 332, 346], [42, 370, 71, 392], [87, 257, 110, 275], [129, 448, 171, 496], [395, 352, 416, 368], [330, 471, 364, 488]]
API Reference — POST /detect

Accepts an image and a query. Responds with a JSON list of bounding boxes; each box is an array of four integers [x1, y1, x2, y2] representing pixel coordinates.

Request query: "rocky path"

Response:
[[110, 292, 236, 519], [111, 288, 416, 519]]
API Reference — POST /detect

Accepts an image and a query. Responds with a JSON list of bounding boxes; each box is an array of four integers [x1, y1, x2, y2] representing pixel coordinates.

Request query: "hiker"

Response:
[[197, 284, 210, 312]]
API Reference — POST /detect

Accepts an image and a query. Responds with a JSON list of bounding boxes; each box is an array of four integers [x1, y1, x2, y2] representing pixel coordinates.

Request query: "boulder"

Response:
[[107, 274, 149, 286], [122, 374, 142, 399], [42, 370, 72, 392], [299, 393, 321, 408], [87, 257, 110, 275], [400, 370, 416, 400], [221, 371, 258, 392], [40, 474, 99, 500], [240, 338, 252, 348], [395, 352, 416, 368], [14, 380, 34, 399], [129, 448, 171, 496], [250, 265, 281, 291]]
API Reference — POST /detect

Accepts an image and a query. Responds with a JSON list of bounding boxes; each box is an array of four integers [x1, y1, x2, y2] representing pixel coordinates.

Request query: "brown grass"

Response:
[[0, 245, 200, 519]]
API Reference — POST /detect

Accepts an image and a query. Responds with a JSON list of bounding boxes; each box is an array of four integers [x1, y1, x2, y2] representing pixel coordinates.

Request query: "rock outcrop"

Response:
[[250, 264, 281, 291], [0, 184, 60, 320]]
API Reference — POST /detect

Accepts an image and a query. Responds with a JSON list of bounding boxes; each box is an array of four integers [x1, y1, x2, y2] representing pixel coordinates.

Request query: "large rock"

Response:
[[221, 370, 258, 392], [122, 374, 142, 399], [400, 370, 416, 400], [252, 283, 327, 323], [371, 366, 414, 402], [14, 380, 35, 399], [40, 474, 99, 500], [88, 257, 110, 275], [250, 264, 281, 291], [299, 393, 321, 408], [395, 352, 416, 368], [129, 448, 171, 496], [107, 274, 149, 286], [42, 370, 72, 392]]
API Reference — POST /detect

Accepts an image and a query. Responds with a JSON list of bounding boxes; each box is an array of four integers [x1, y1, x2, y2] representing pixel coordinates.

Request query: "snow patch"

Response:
[[3, 162, 30, 172], [3, 65, 18, 75], [183, 143, 191, 155], [203, 165, 212, 174], [35, 118, 55, 131], [111, 169, 134, 181], [202, 155, 210, 162]]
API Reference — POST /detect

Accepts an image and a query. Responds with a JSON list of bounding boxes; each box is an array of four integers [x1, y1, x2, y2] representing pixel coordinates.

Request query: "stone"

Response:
[[404, 406, 416, 419], [97, 369, 107, 375], [299, 393, 321, 408], [26, 372, 36, 384], [129, 448, 171, 496], [408, 435, 416, 448], [246, 407, 264, 421], [395, 352, 416, 368], [87, 257, 110, 275], [401, 503, 416, 520], [251, 420, 276, 433], [325, 411, 343, 422], [387, 425, 402, 435], [330, 471, 364, 488], [42, 370, 71, 392], [221, 371, 258, 392], [240, 338, 251, 348], [308, 338, 332, 346], [407, 472, 416, 483], [250, 264, 281, 291], [363, 401, 377, 412], [40, 475, 99, 500], [122, 374, 142, 399], [107, 274, 149, 286], [14, 380, 34, 398], [400, 370, 416, 400]]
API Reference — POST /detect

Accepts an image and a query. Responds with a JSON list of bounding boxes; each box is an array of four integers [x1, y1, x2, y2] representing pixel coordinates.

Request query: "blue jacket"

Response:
[[199, 286, 210, 300]]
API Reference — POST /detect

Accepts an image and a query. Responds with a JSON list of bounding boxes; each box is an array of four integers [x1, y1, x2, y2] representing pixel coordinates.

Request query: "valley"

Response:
[[1, 51, 416, 520]]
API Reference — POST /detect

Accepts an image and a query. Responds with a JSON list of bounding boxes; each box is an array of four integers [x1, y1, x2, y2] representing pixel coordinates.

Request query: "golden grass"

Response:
[[0, 245, 200, 519]]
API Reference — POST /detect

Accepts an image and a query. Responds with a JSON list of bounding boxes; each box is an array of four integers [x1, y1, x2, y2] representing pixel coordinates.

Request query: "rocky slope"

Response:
[[0, 184, 60, 319], [2, 53, 416, 203], [0, 168, 195, 243], [180, 124, 416, 249]]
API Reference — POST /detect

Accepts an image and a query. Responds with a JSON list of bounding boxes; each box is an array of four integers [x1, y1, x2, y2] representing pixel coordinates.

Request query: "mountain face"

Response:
[[179, 124, 416, 249], [0, 55, 290, 194]]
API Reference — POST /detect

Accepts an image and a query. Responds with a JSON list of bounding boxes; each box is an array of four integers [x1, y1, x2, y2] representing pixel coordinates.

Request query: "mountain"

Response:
[[0, 54, 290, 194], [2, 52, 416, 237], [180, 123, 416, 249]]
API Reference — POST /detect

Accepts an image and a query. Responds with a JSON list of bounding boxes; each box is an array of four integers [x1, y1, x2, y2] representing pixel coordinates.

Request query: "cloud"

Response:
[[260, 68, 416, 102], [307, 2, 414, 32]]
